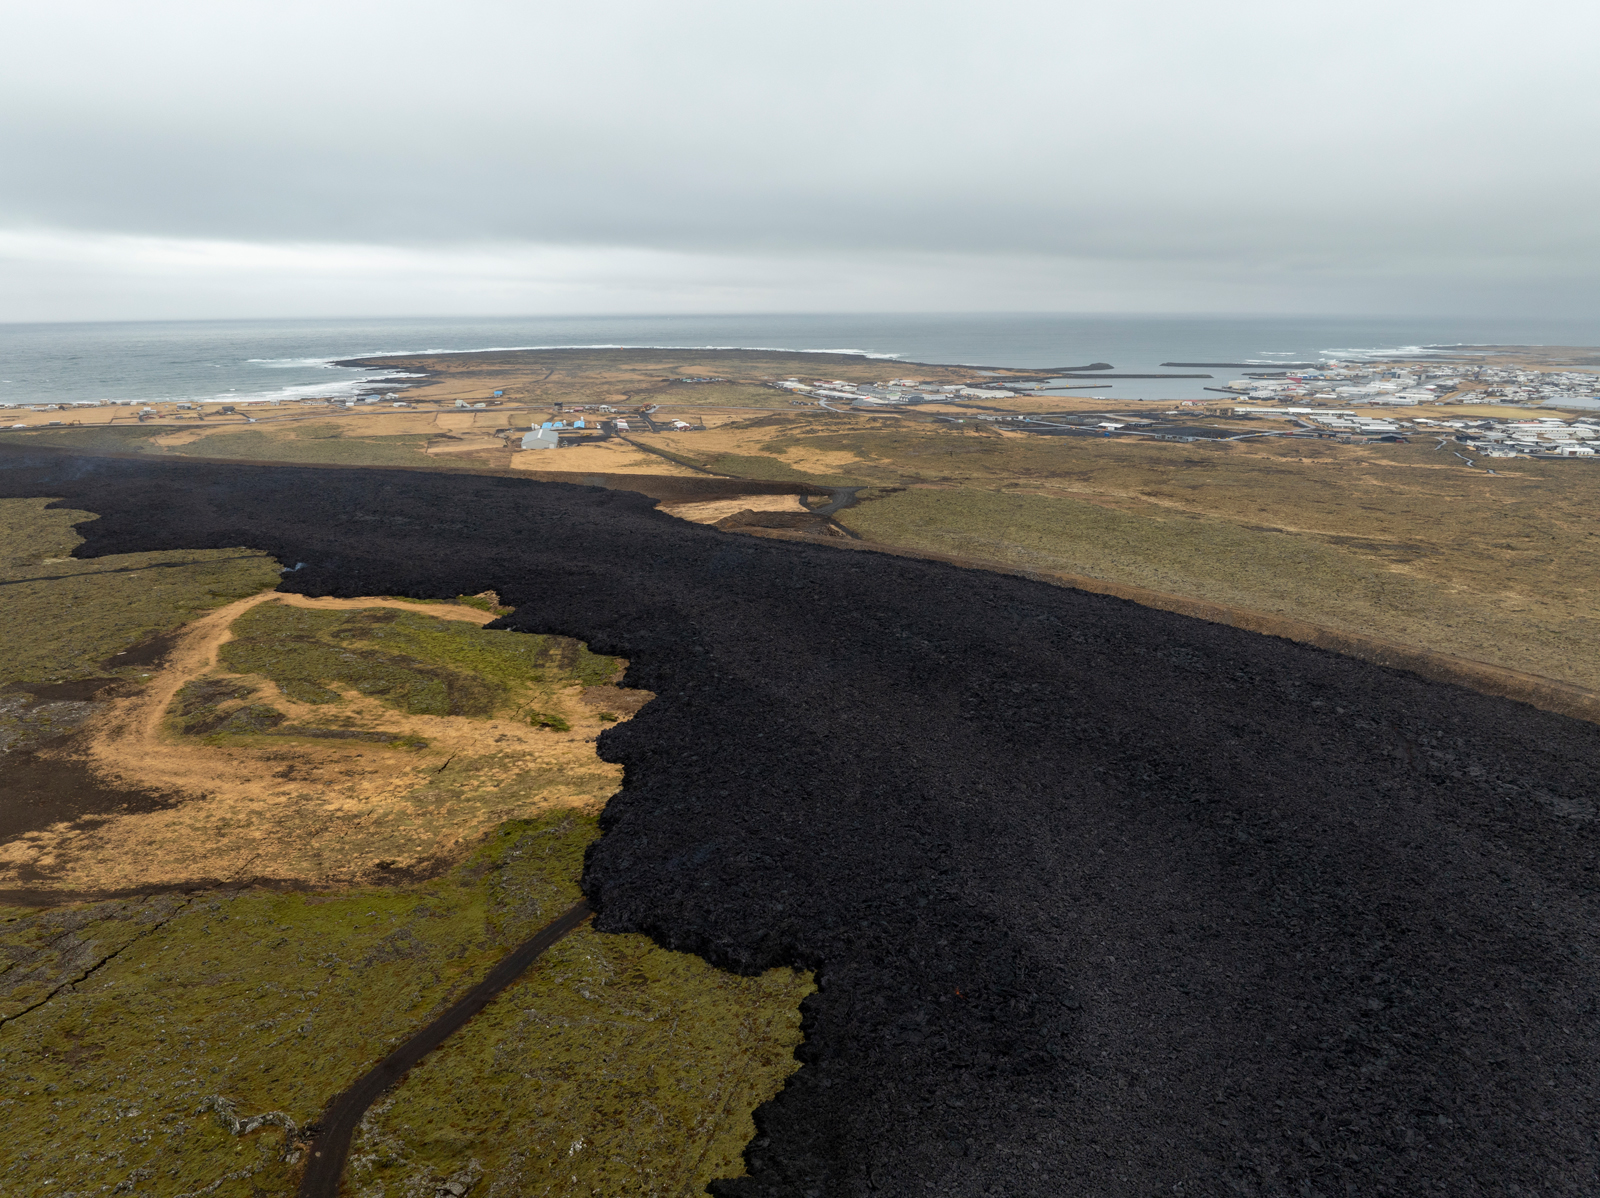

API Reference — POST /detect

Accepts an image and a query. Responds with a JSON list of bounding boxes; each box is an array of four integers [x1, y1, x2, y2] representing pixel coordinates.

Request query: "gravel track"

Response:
[[4, 447, 1599, 1197], [296, 900, 593, 1198]]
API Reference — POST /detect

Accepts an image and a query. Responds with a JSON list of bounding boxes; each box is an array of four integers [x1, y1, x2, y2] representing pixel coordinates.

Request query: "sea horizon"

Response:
[[3, 312, 1598, 408]]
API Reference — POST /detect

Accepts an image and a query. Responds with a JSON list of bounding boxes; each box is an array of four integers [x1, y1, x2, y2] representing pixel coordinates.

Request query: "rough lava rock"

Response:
[[4, 447, 1600, 1196]]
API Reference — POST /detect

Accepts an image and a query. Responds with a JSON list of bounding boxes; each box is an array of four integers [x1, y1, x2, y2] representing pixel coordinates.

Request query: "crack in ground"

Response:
[[0, 896, 195, 1028]]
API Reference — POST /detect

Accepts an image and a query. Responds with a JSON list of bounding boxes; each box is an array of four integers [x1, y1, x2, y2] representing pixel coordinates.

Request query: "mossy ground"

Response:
[[3, 421, 440, 467], [0, 501, 812, 1197], [838, 486, 1426, 619], [0, 498, 281, 688], [210, 599, 618, 725], [0, 813, 812, 1198], [348, 922, 810, 1197], [634, 410, 1600, 694], [164, 427, 437, 467], [0, 497, 281, 754], [0, 426, 174, 453]]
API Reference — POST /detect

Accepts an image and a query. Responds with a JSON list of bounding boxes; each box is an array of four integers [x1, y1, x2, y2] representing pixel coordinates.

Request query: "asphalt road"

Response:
[[296, 900, 592, 1198], [4, 445, 1600, 1197]]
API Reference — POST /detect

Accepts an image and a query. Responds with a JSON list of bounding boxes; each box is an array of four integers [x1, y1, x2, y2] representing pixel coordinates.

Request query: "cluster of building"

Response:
[[1219, 362, 1599, 410], [772, 378, 1016, 406], [1229, 409, 1600, 456], [1433, 364, 1600, 408], [1376, 414, 1598, 457], [518, 412, 694, 451]]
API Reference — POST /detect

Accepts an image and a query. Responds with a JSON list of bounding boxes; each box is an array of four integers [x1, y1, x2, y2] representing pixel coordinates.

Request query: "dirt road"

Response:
[[297, 900, 593, 1198], [2, 591, 627, 894]]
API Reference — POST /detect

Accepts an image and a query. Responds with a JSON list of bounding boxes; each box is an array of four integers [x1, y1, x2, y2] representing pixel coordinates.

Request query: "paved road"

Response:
[[296, 900, 592, 1198], [807, 487, 866, 517]]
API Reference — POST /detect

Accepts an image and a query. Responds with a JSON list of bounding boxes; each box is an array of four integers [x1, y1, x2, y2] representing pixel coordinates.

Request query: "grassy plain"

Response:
[[0, 496, 815, 1196], [0, 498, 281, 688], [1, 813, 812, 1198], [628, 407, 1600, 695]]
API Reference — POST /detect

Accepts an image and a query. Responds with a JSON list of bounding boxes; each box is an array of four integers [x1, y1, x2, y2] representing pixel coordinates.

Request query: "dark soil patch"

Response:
[[4, 444, 1600, 1195], [0, 741, 187, 842], [103, 628, 183, 670], [579, 684, 652, 717], [4, 677, 122, 703], [713, 509, 850, 537]]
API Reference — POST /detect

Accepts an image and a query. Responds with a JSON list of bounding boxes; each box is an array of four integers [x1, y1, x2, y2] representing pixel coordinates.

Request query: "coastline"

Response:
[[6, 314, 1599, 409]]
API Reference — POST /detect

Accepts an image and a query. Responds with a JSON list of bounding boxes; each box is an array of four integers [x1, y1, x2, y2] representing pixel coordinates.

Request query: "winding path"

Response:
[[297, 899, 593, 1198]]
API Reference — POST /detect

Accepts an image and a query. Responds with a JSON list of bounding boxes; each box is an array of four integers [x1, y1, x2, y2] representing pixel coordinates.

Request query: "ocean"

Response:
[[2, 313, 1597, 408]]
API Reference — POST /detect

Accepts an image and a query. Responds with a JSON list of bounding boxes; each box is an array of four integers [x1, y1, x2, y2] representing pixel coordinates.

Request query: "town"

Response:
[[1208, 360, 1600, 409], [10, 355, 1600, 463], [763, 361, 1600, 459]]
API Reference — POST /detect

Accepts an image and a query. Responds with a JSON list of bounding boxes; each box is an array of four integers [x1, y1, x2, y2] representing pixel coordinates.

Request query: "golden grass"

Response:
[[618, 409, 1600, 695]]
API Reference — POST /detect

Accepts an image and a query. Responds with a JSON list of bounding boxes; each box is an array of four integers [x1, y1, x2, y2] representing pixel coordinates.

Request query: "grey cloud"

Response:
[[2, 0, 1598, 315]]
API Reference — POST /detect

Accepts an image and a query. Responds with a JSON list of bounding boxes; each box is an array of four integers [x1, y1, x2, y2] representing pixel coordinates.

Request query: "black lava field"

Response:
[[6, 447, 1600, 1197]]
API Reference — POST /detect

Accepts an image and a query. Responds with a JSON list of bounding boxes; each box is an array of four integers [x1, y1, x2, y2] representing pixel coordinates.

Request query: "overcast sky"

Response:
[[3, 0, 1597, 322]]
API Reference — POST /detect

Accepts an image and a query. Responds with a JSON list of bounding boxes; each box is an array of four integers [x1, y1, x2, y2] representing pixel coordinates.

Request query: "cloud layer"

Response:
[[4, 0, 1597, 320]]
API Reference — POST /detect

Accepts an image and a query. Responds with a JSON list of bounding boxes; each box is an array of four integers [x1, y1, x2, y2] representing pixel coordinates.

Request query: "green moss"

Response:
[[164, 428, 436, 466], [524, 709, 572, 732], [702, 452, 867, 487], [216, 602, 621, 718], [836, 487, 1444, 630], [207, 703, 289, 735], [351, 927, 811, 1196], [0, 497, 281, 689], [0, 813, 595, 1196], [292, 422, 346, 440], [0, 812, 812, 1198], [0, 425, 173, 452]]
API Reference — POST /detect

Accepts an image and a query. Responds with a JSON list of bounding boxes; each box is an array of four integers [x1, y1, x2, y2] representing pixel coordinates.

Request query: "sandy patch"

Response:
[[1, 594, 650, 893], [658, 494, 809, 524], [640, 427, 874, 476], [427, 435, 507, 455], [433, 411, 499, 430], [512, 439, 704, 475]]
